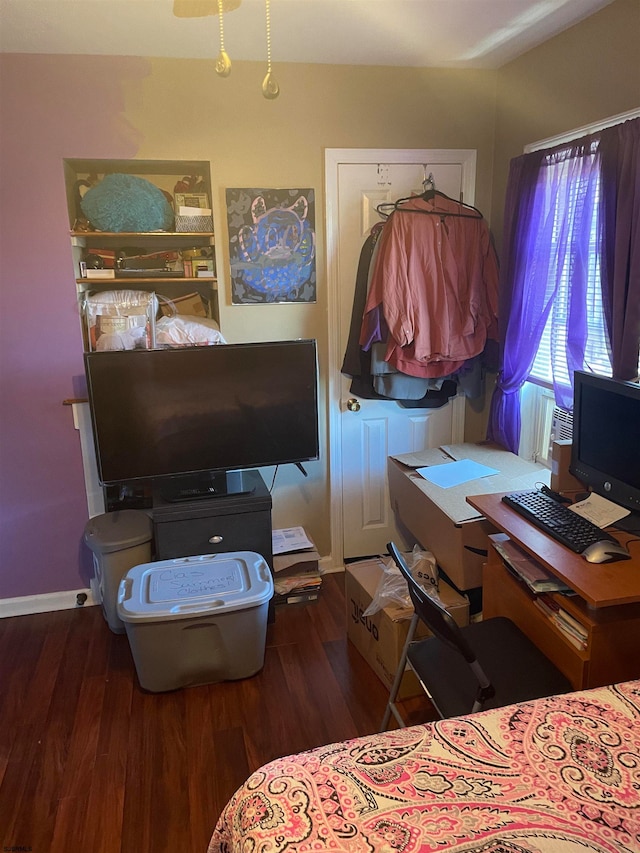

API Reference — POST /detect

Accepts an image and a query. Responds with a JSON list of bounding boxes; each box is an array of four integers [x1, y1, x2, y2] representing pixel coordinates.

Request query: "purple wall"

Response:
[[0, 55, 149, 599]]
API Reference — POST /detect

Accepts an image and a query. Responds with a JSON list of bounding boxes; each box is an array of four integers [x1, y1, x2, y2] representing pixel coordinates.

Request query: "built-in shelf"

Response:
[[76, 277, 217, 285], [63, 158, 218, 351]]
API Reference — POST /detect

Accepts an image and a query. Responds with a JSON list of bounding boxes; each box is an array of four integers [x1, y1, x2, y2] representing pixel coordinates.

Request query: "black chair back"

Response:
[[387, 542, 494, 704]]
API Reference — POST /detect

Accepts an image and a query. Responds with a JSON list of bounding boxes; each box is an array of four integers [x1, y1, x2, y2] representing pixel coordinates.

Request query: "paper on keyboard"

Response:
[[569, 493, 630, 528]]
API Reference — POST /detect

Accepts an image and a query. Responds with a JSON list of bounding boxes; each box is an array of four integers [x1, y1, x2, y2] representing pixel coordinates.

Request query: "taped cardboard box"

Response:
[[345, 557, 469, 699], [388, 444, 549, 591]]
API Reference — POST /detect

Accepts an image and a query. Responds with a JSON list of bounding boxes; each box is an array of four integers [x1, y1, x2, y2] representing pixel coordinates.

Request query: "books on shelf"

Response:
[[491, 533, 587, 650], [490, 533, 570, 593], [533, 593, 588, 650]]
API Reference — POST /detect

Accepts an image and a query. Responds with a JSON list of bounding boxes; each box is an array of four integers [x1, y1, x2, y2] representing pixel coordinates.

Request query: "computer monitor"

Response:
[[570, 370, 640, 531]]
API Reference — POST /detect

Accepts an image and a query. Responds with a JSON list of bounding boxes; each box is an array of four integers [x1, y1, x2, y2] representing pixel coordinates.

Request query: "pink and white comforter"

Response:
[[209, 680, 640, 852]]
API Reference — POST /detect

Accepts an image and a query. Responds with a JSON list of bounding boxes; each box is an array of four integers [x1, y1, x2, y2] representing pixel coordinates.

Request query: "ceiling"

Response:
[[0, 0, 615, 69]]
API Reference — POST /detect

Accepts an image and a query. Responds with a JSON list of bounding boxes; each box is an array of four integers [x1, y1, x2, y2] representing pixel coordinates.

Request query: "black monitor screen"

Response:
[[84, 340, 319, 485], [570, 370, 640, 518]]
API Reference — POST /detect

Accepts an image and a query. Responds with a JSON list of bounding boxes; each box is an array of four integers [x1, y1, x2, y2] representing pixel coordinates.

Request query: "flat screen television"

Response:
[[84, 340, 319, 500], [570, 370, 640, 531]]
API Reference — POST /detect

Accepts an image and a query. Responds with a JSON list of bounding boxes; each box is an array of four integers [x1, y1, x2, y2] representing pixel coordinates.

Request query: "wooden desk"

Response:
[[467, 492, 640, 690]]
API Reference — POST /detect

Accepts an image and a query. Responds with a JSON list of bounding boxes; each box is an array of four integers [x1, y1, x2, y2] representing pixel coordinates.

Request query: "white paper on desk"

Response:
[[272, 526, 314, 555], [569, 493, 630, 528], [416, 458, 500, 489]]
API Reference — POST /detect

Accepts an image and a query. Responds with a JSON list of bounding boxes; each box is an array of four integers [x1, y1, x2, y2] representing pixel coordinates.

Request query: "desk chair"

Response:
[[381, 542, 572, 730]]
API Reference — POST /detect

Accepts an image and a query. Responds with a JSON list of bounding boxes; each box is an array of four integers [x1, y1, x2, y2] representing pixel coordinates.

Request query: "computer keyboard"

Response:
[[502, 489, 630, 562]]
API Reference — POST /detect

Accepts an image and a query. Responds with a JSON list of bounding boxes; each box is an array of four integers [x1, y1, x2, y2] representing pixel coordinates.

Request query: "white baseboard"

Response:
[[320, 556, 344, 574], [0, 587, 99, 619], [1, 560, 342, 619]]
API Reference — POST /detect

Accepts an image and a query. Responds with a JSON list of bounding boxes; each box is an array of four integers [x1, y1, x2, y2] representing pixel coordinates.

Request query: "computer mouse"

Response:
[[582, 540, 631, 563]]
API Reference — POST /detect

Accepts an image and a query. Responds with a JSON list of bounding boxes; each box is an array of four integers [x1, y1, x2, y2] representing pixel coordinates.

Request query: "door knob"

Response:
[[346, 398, 361, 412], [209, 535, 224, 544]]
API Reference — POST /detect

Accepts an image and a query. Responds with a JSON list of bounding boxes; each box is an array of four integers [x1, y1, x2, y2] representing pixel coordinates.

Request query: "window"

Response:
[[528, 159, 611, 390], [488, 111, 639, 457]]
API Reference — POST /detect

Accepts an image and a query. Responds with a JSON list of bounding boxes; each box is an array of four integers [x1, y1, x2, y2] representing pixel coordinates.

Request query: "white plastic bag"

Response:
[[362, 545, 439, 617], [84, 289, 157, 351], [155, 314, 226, 347]]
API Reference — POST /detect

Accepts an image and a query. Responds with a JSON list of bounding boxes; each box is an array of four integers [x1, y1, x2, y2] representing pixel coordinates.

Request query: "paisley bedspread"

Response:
[[208, 680, 640, 853]]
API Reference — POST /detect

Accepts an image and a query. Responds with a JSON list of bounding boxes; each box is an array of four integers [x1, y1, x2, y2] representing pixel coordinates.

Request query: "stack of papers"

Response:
[[272, 526, 315, 555], [272, 527, 322, 605], [490, 534, 570, 593]]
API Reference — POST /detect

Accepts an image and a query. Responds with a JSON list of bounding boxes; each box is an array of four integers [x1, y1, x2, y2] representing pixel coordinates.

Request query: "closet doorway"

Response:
[[325, 149, 478, 564]]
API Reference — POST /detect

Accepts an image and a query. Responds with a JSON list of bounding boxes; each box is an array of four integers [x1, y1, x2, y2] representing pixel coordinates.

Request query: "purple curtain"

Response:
[[599, 117, 640, 381], [488, 136, 601, 452]]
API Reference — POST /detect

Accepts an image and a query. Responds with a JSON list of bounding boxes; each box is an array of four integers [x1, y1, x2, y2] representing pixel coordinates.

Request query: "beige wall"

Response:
[[491, 0, 640, 255], [123, 60, 498, 557]]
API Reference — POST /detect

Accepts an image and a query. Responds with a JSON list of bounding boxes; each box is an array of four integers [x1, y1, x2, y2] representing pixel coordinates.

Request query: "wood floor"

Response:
[[0, 571, 436, 852]]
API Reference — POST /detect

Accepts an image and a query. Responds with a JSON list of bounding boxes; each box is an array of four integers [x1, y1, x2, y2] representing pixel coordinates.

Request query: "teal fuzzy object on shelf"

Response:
[[81, 173, 174, 233]]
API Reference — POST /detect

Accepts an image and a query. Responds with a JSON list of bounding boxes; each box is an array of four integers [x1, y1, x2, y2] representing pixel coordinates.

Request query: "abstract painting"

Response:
[[226, 188, 316, 304]]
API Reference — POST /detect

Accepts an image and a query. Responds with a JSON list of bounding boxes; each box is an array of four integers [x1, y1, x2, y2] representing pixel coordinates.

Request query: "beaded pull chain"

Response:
[[262, 0, 280, 99], [215, 0, 232, 77]]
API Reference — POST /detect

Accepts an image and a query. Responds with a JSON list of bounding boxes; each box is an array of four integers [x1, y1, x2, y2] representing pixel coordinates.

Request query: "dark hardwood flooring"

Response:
[[0, 571, 436, 852]]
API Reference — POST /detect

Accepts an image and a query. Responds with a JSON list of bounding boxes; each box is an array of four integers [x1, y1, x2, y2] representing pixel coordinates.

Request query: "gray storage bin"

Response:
[[117, 551, 273, 692], [84, 510, 153, 634]]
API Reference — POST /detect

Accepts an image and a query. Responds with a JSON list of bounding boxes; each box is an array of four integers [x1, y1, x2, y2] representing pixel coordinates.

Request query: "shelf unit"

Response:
[[63, 159, 218, 350]]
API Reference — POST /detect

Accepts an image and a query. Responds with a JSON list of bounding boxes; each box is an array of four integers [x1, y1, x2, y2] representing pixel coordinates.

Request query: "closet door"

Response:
[[326, 151, 476, 561]]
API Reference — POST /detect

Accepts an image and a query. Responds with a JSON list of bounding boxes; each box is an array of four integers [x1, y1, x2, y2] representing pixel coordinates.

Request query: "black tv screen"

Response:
[[84, 340, 319, 487]]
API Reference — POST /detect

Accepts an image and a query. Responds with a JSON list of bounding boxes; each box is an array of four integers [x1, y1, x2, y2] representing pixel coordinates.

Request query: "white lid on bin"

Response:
[[84, 510, 153, 554], [117, 551, 273, 623]]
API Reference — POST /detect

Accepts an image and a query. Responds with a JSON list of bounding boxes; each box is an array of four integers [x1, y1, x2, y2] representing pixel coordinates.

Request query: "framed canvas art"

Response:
[[226, 188, 316, 304]]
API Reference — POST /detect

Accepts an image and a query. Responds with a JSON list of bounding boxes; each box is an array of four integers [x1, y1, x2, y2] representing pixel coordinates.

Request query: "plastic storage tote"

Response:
[[117, 551, 274, 692], [83, 510, 153, 634]]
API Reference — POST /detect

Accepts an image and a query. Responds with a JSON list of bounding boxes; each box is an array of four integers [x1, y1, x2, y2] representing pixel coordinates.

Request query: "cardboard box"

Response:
[[387, 444, 550, 591], [159, 291, 207, 318], [273, 549, 320, 577], [345, 557, 469, 699], [388, 457, 492, 590], [551, 439, 585, 497]]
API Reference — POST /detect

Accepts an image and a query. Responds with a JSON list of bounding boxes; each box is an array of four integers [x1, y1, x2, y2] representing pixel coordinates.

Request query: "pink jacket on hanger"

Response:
[[360, 194, 499, 378]]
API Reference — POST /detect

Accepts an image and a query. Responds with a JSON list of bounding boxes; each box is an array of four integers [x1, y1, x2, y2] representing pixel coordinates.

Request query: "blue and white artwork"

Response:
[[226, 188, 316, 304]]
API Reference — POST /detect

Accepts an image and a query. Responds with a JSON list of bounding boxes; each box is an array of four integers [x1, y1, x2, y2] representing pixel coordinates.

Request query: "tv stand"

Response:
[[158, 469, 256, 503], [152, 469, 273, 574]]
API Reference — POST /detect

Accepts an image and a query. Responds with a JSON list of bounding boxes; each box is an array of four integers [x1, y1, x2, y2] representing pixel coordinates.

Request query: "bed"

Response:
[[209, 680, 640, 853]]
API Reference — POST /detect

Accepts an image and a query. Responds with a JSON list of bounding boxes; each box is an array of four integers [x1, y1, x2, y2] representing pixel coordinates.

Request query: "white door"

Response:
[[326, 150, 478, 563]]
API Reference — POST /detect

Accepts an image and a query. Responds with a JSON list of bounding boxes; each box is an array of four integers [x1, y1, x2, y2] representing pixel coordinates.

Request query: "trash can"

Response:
[[117, 551, 274, 692], [84, 510, 153, 634]]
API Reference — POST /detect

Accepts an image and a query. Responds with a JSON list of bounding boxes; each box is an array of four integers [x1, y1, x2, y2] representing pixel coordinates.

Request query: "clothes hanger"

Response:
[[376, 173, 483, 220]]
